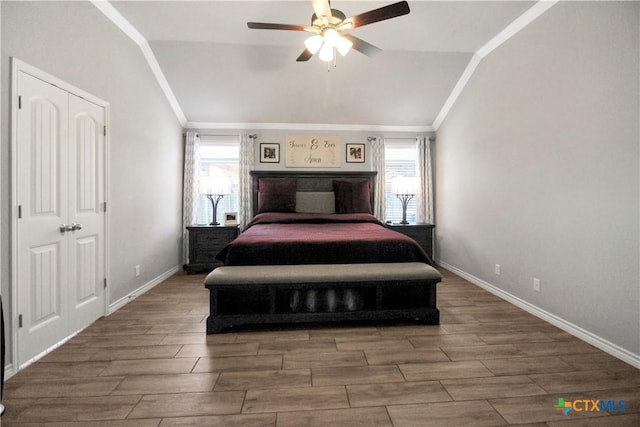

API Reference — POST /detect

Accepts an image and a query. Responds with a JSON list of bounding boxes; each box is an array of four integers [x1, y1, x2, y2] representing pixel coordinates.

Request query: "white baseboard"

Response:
[[108, 265, 181, 314], [436, 260, 640, 369], [17, 329, 83, 373], [4, 363, 15, 382]]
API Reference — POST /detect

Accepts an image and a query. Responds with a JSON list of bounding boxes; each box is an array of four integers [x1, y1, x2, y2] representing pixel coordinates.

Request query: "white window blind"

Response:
[[384, 138, 418, 223], [196, 135, 240, 225]]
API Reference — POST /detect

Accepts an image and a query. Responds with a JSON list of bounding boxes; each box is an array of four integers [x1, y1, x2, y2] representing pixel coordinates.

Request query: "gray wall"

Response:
[[1, 1, 183, 366], [435, 2, 639, 356]]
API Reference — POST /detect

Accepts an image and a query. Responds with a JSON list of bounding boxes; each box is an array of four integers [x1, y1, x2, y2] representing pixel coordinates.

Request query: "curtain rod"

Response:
[[367, 136, 435, 142], [196, 133, 241, 137], [195, 133, 258, 139], [183, 133, 256, 139]]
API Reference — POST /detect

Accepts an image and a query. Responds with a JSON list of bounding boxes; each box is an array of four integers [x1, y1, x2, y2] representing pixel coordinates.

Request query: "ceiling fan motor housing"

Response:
[[311, 8, 347, 28]]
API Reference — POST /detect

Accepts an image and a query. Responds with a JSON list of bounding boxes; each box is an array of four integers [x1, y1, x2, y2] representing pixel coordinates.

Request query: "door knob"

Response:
[[59, 224, 74, 233], [71, 223, 82, 231]]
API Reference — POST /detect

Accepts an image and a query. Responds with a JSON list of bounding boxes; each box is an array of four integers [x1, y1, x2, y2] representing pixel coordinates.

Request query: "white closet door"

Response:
[[16, 71, 106, 366], [16, 71, 71, 365], [68, 94, 106, 330]]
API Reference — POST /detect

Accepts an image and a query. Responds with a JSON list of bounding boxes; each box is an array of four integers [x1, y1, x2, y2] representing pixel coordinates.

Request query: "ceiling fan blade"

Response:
[[312, 0, 332, 20], [341, 34, 382, 57], [296, 49, 314, 62], [345, 1, 410, 29], [247, 22, 309, 31]]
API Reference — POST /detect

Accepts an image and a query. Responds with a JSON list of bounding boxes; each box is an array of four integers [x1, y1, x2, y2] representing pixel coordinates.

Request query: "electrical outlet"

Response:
[[495, 264, 501, 275], [533, 278, 541, 292], [135, 265, 141, 277]]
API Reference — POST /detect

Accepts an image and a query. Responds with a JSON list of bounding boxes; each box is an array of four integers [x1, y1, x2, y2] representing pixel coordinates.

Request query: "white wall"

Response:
[[435, 2, 639, 361], [1, 1, 183, 366]]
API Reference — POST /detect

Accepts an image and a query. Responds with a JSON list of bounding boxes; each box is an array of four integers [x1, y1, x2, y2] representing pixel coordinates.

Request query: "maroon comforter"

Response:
[[216, 212, 434, 266]]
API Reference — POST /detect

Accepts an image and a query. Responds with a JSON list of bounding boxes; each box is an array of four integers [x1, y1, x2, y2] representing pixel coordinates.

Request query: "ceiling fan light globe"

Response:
[[319, 43, 334, 62], [304, 35, 323, 54], [323, 27, 340, 47], [336, 36, 353, 56]]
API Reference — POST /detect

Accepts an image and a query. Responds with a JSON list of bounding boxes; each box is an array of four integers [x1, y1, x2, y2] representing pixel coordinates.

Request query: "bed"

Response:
[[204, 171, 441, 333], [216, 212, 433, 266]]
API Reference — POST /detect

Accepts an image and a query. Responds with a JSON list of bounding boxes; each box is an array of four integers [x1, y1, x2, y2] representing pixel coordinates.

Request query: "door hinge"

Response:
[[103, 126, 106, 136], [18, 95, 22, 110], [104, 278, 107, 289], [18, 205, 22, 219], [19, 314, 23, 328], [103, 202, 107, 212]]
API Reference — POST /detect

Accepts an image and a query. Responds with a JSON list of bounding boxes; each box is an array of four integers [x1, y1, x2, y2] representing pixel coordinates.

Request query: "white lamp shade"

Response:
[[323, 28, 339, 47], [319, 43, 334, 62], [335, 36, 353, 56], [200, 176, 231, 195], [304, 35, 323, 54], [392, 176, 418, 195]]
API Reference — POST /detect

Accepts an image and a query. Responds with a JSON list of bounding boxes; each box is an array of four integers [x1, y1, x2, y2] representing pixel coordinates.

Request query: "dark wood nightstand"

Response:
[[184, 225, 239, 274], [385, 223, 434, 259]]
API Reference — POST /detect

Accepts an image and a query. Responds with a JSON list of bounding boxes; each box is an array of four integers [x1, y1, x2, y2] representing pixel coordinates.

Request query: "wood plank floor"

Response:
[[2, 269, 638, 426]]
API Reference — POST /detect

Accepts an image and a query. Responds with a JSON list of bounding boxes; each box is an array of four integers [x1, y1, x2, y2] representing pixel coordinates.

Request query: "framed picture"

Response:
[[260, 143, 280, 163], [224, 212, 238, 226], [346, 143, 365, 163]]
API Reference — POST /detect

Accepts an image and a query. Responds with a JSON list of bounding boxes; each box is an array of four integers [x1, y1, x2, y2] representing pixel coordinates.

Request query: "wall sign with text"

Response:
[[285, 135, 341, 168]]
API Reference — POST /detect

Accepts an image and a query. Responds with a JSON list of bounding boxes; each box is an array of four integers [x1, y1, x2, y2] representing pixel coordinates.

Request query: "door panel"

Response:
[[75, 114, 97, 212], [29, 243, 60, 328], [30, 99, 60, 216], [76, 236, 97, 305]]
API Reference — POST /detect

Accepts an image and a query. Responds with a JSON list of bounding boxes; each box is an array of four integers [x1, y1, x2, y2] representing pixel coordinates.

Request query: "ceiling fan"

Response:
[[247, 0, 410, 63]]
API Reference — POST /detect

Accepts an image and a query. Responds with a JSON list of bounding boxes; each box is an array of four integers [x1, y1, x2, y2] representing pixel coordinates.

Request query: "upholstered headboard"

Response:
[[250, 171, 377, 217]]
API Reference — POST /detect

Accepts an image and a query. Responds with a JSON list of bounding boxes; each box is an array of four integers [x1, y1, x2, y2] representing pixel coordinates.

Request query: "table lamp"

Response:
[[392, 176, 418, 225]]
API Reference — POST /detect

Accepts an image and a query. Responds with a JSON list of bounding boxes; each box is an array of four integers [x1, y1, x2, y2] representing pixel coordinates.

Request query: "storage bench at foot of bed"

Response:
[[204, 262, 441, 333]]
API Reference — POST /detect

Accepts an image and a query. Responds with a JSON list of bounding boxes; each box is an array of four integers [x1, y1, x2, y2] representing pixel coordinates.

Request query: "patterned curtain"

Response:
[[371, 136, 386, 220], [416, 136, 434, 224], [182, 131, 200, 265], [239, 133, 255, 229]]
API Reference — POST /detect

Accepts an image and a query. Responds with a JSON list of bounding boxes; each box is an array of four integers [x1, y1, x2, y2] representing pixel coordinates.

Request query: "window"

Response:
[[384, 138, 418, 223], [196, 135, 240, 225]]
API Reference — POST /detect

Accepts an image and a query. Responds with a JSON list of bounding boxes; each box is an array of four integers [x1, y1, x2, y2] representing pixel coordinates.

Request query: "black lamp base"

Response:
[[206, 194, 224, 228], [396, 193, 415, 226]]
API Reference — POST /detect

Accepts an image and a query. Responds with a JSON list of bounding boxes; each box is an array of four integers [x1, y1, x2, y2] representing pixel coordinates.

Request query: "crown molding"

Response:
[[185, 121, 434, 133], [91, 0, 187, 126], [433, 0, 558, 130]]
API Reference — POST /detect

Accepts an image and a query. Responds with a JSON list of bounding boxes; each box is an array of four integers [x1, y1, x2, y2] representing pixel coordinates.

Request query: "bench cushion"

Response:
[[205, 262, 441, 286]]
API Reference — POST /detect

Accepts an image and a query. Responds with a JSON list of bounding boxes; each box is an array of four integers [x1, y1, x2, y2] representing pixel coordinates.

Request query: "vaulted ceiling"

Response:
[[105, 1, 540, 130]]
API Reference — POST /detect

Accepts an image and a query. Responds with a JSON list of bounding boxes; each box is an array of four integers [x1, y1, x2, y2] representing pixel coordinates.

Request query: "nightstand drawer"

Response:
[[194, 244, 227, 257], [193, 231, 233, 245], [398, 228, 424, 241]]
